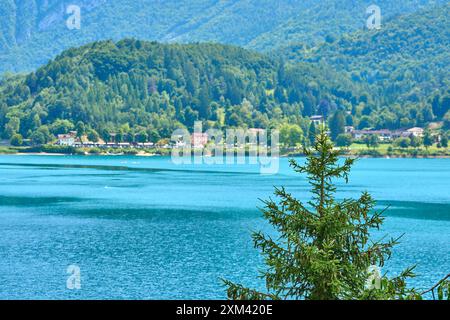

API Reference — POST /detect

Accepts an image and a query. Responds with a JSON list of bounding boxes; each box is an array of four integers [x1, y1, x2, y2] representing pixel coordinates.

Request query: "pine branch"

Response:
[[420, 273, 450, 296]]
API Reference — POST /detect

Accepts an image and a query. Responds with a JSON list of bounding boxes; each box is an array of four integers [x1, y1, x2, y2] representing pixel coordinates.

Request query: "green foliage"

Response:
[[223, 130, 430, 300], [336, 134, 352, 147], [0, 40, 357, 143], [308, 122, 317, 145], [424, 275, 450, 300], [27, 144, 77, 154], [364, 135, 379, 149], [395, 137, 410, 149], [5, 116, 20, 138], [357, 148, 383, 158], [50, 119, 74, 135], [252, 0, 447, 51], [329, 110, 346, 141], [409, 135, 422, 148], [87, 130, 100, 143], [444, 111, 450, 130], [441, 133, 448, 148], [224, 130, 450, 299], [0, 146, 15, 154], [423, 131, 433, 148], [10, 133, 23, 146], [283, 4, 450, 129], [30, 125, 52, 145], [280, 124, 303, 147]]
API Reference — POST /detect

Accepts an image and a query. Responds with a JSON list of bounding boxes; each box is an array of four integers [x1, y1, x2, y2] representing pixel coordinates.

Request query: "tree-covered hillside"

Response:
[[1, 2, 448, 146], [249, 0, 445, 51], [0, 40, 362, 144], [0, 0, 445, 73], [281, 3, 450, 129]]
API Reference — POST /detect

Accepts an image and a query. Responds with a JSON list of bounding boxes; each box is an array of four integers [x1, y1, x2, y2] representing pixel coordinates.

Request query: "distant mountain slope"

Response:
[[249, 0, 444, 51], [280, 3, 450, 119], [0, 0, 445, 73]]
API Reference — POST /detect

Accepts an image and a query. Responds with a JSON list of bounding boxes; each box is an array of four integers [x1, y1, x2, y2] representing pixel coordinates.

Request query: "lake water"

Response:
[[0, 155, 449, 299]]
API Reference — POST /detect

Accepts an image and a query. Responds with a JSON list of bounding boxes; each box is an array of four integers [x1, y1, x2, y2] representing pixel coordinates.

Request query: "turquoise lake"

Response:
[[0, 155, 449, 299]]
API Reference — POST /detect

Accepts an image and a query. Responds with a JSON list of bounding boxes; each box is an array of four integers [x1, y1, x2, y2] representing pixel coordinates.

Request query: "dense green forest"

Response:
[[281, 4, 450, 131], [0, 2, 448, 147], [249, 0, 444, 51], [0, 40, 363, 144], [0, 0, 445, 73]]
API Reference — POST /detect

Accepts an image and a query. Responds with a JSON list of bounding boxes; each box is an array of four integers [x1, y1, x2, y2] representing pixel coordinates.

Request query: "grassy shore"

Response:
[[283, 143, 450, 158], [347, 143, 450, 158], [0, 146, 16, 154], [1, 143, 449, 158], [0, 145, 170, 156]]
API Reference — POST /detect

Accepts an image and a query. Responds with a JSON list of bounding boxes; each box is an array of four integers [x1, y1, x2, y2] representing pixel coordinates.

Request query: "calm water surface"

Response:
[[0, 155, 449, 299]]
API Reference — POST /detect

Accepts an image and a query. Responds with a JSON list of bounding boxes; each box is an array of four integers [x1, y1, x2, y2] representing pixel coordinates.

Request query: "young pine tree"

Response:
[[223, 129, 449, 300]]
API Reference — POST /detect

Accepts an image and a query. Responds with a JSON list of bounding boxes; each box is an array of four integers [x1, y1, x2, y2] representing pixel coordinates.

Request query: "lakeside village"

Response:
[[1, 115, 447, 157], [55, 124, 425, 148], [46, 115, 448, 157]]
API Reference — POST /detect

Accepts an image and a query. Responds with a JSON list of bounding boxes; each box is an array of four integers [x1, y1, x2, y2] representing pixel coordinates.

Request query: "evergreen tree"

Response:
[[198, 83, 211, 119], [76, 121, 86, 137], [223, 130, 449, 300], [10, 133, 23, 146], [423, 130, 433, 149], [336, 133, 352, 147], [329, 110, 345, 141], [302, 94, 314, 117], [440, 133, 448, 148], [365, 135, 379, 149], [308, 122, 316, 145], [445, 111, 450, 130]]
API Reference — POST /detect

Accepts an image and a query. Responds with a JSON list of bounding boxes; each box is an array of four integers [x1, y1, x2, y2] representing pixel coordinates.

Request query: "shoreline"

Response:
[[1, 144, 449, 159], [2, 152, 161, 157], [1, 151, 449, 159]]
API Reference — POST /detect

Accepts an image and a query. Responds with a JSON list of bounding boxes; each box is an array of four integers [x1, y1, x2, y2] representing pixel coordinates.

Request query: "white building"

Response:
[[406, 127, 424, 138], [310, 115, 324, 125], [344, 126, 355, 134], [57, 134, 75, 146]]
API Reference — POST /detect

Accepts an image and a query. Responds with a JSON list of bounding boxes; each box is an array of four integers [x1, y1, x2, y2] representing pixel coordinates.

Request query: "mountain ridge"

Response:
[[0, 0, 445, 74], [279, 3, 450, 110]]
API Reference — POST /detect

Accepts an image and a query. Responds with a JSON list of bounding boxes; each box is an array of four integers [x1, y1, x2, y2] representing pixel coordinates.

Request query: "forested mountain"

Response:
[[249, 0, 444, 51], [281, 3, 450, 130], [0, 40, 363, 144], [0, 0, 445, 73], [0, 2, 448, 146]]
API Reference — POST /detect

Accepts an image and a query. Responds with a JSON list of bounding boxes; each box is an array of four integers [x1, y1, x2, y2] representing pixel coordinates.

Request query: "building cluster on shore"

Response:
[[345, 126, 424, 141], [56, 131, 156, 149], [309, 115, 426, 141], [56, 131, 214, 149], [55, 124, 429, 150], [56, 130, 264, 149]]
